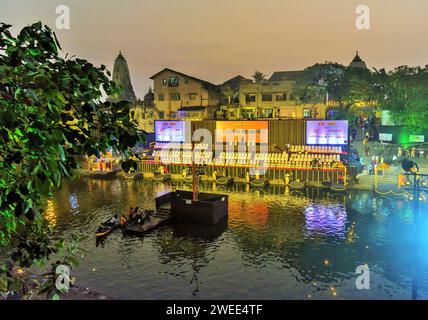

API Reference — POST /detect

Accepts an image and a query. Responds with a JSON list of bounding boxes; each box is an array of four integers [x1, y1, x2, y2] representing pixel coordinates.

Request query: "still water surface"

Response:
[[43, 178, 428, 299]]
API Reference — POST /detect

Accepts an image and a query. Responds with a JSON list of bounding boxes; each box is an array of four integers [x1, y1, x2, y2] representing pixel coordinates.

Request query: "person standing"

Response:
[[363, 138, 369, 156], [351, 128, 357, 142]]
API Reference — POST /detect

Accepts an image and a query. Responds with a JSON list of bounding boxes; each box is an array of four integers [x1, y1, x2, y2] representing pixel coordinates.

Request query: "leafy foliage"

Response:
[[0, 22, 143, 298], [294, 62, 375, 120], [252, 70, 268, 83], [374, 66, 428, 130]]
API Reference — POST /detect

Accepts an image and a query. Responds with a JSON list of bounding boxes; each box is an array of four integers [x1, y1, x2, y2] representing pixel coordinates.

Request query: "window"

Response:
[[262, 94, 272, 102], [276, 93, 287, 101], [170, 93, 181, 101], [245, 94, 256, 103], [159, 111, 165, 119], [184, 79, 189, 84], [171, 112, 177, 119], [303, 109, 312, 118], [162, 79, 167, 86], [189, 93, 197, 100], [158, 94, 164, 101], [169, 76, 179, 87]]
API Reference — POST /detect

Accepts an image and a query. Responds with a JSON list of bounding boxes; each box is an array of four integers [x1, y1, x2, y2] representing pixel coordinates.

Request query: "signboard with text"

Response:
[[215, 121, 268, 144], [155, 121, 189, 142], [306, 120, 348, 145], [409, 135, 425, 143], [379, 133, 393, 142]]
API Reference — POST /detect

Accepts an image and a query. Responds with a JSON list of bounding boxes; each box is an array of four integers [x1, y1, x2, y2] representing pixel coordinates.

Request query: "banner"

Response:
[[155, 121, 189, 142], [216, 121, 268, 144], [306, 120, 348, 145]]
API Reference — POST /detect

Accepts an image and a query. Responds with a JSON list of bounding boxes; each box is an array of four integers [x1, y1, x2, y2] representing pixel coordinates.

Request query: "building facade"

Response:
[[150, 68, 222, 120], [237, 71, 326, 120]]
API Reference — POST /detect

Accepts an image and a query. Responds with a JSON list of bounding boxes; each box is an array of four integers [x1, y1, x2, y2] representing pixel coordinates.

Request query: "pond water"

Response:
[[41, 178, 428, 299]]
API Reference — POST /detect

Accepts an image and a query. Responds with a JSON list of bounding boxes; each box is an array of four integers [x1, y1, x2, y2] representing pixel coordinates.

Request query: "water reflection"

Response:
[[304, 203, 347, 239], [39, 178, 428, 299]]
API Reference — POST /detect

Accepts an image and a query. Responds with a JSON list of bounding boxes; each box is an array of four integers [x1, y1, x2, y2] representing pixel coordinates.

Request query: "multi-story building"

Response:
[[217, 75, 251, 120], [238, 71, 326, 119], [150, 68, 222, 120]]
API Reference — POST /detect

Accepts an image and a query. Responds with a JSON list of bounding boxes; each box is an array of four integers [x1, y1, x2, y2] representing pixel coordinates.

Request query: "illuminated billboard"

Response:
[[409, 135, 424, 143], [306, 120, 348, 145], [215, 121, 268, 144], [155, 121, 189, 142]]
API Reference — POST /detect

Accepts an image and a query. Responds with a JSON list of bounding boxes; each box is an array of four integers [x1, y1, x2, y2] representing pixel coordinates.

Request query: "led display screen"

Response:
[[215, 121, 268, 144], [306, 120, 348, 145], [155, 121, 189, 142], [409, 135, 424, 143]]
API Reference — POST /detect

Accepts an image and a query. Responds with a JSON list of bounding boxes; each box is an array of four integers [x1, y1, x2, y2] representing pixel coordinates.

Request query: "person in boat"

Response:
[[133, 208, 141, 221], [128, 207, 135, 221], [107, 214, 119, 225], [119, 214, 127, 227], [140, 209, 150, 222], [132, 206, 140, 219]]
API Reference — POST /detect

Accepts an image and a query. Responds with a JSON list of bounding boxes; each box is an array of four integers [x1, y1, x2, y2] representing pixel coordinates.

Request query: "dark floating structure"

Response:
[[216, 176, 234, 186], [123, 189, 229, 237], [125, 208, 172, 235], [157, 190, 228, 225]]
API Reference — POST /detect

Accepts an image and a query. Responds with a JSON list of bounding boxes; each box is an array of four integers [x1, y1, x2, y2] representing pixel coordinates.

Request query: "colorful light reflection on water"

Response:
[[21, 179, 428, 299]]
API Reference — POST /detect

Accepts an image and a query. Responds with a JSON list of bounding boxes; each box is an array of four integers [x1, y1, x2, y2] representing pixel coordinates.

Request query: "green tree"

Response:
[[294, 62, 345, 104], [294, 62, 375, 121], [252, 70, 268, 83], [0, 22, 143, 298], [374, 65, 428, 130]]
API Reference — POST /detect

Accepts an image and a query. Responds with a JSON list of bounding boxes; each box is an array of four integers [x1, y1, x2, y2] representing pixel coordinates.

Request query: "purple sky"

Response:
[[1, 0, 428, 98]]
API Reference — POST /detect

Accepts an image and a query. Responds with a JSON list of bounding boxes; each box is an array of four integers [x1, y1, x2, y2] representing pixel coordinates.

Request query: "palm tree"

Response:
[[252, 70, 268, 83]]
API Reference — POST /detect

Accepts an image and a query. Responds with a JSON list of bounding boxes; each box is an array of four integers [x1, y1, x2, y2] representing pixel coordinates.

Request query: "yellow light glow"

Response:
[[44, 199, 57, 228]]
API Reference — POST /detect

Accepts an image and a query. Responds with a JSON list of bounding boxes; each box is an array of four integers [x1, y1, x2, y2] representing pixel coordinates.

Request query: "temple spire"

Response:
[[348, 50, 367, 69], [109, 51, 137, 102]]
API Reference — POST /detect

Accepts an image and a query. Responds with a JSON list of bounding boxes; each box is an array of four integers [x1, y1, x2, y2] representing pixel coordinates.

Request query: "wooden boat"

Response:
[[289, 180, 307, 190], [95, 222, 119, 238], [120, 171, 143, 180], [249, 178, 269, 188], [82, 170, 118, 180], [95, 226, 115, 238], [216, 176, 234, 186], [125, 209, 171, 236], [95, 215, 121, 239], [153, 173, 171, 182]]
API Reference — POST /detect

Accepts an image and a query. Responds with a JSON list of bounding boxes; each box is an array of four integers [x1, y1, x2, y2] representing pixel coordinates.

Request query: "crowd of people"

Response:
[[113, 206, 152, 227], [397, 146, 425, 158], [363, 155, 390, 176]]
